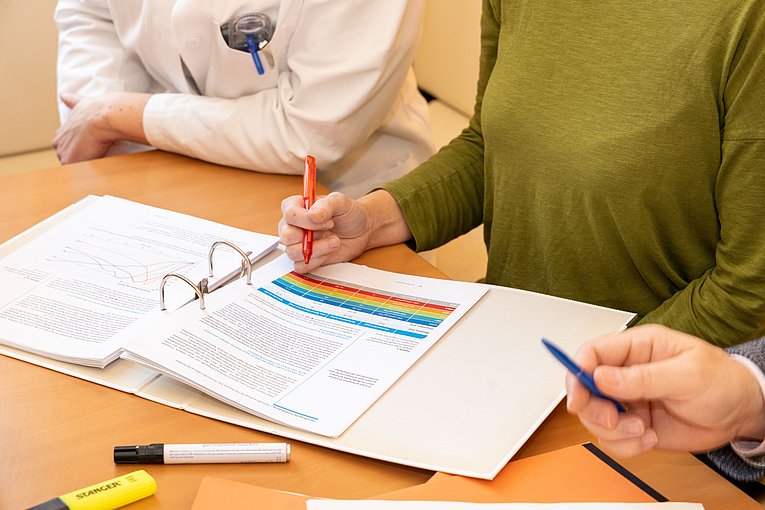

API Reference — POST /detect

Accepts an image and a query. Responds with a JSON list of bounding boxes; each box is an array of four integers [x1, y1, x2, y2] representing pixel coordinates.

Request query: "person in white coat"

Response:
[[53, 0, 435, 198]]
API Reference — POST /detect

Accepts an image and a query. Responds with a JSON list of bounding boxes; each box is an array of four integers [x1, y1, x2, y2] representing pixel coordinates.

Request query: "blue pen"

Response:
[[541, 338, 626, 412]]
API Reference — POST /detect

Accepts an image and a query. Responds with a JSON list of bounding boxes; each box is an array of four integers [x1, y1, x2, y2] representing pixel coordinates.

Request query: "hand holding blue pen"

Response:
[[541, 338, 626, 413]]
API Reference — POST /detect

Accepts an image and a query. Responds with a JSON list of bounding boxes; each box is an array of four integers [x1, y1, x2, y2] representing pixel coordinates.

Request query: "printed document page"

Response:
[[0, 196, 278, 367], [122, 254, 488, 437], [307, 502, 703, 510]]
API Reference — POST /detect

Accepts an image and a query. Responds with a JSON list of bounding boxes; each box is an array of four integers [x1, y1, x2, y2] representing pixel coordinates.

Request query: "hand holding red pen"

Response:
[[279, 183, 411, 273], [280, 155, 375, 272]]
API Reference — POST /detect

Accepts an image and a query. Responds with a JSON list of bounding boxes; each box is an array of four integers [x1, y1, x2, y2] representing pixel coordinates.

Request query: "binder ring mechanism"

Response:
[[159, 241, 254, 311]]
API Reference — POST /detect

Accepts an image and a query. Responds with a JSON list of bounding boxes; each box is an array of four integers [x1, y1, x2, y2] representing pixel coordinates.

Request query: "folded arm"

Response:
[[639, 9, 765, 346]]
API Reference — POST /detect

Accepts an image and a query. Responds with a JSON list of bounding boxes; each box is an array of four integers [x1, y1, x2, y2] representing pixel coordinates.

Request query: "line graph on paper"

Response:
[[45, 232, 195, 286]]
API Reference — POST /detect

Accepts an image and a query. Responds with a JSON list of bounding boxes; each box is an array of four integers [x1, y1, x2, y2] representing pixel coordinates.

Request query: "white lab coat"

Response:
[[55, 0, 435, 197]]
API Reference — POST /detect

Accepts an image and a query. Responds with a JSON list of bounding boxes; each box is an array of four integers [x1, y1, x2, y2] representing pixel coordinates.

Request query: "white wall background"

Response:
[[0, 0, 60, 157]]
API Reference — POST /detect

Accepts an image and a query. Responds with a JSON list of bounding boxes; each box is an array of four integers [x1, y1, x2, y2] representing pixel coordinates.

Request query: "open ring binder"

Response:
[[159, 240, 254, 311]]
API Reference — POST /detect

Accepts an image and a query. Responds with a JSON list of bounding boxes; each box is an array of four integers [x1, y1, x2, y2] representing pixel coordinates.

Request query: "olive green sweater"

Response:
[[385, 0, 765, 346]]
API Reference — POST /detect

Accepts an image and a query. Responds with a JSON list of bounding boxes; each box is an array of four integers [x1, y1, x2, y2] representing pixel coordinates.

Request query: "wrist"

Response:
[[101, 92, 150, 144], [731, 355, 765, 440], [358, 190, 412, 250]]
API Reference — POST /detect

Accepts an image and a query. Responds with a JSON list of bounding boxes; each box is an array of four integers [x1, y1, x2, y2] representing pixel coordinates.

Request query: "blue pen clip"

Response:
[[245, 36, 265, 75], [541, 338, 626, 413]]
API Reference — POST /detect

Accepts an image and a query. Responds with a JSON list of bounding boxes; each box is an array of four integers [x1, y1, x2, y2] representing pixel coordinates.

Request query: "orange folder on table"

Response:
[[191, 443, 663, 509], [192, 477, 310, 510], [378, 443, 664, 503]]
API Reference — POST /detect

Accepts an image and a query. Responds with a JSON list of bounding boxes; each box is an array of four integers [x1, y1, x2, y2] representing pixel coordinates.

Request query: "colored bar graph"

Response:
[[260, 272, 458, 335]]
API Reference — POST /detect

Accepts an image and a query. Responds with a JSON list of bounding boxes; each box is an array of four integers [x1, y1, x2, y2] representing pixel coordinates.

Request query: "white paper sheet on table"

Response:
[[307, 502, 703, 510]]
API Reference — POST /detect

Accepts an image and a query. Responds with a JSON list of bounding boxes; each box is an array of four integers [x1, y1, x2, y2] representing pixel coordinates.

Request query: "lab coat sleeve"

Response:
[[143, 0, 425, 175], [55, 0, 157, 122]]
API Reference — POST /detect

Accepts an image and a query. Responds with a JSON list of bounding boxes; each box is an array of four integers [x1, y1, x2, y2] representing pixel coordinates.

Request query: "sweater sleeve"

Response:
[[638, 5, 765, 346], [705, 338, 765, 482], [383, 0, 501, 251]]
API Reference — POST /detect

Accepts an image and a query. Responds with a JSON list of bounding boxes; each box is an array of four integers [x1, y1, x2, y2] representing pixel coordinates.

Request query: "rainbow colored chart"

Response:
[[257, 271, 459, 339]]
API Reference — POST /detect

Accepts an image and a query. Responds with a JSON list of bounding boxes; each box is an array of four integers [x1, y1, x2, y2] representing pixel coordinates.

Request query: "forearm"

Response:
[[638, 276, 765, 347], [101, 92, 150, 145], [383, 134, 485, 252], [54, 91, 151, 164], [638, 150, 765, 347], [651, 251, 765, 349]]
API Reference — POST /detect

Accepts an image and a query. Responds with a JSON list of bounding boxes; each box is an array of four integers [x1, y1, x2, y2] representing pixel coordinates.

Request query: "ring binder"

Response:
[[160, 240, 255, 311]]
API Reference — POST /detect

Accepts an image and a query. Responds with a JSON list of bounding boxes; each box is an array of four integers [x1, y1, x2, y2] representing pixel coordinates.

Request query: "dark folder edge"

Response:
[[583, 442, 668, 502]]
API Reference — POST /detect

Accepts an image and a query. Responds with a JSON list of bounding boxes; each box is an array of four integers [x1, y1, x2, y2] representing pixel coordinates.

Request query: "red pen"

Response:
[[302, 155, 317, 264]]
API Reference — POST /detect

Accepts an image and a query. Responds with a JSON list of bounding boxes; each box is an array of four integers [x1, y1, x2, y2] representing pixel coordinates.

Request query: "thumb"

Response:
[[594, 358, 691, 402], [310, 192, 355, 223]]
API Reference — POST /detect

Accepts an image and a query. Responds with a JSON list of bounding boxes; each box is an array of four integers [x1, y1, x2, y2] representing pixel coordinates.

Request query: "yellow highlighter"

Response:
[[27, 470, 156, 510]]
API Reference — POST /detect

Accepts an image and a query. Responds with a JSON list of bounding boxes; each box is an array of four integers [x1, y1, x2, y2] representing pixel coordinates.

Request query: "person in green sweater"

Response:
[[279, 0, 765, 347]]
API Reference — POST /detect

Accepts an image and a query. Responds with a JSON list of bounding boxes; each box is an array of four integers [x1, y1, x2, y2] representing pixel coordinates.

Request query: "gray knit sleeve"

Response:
[[704, 337, 765, 482]]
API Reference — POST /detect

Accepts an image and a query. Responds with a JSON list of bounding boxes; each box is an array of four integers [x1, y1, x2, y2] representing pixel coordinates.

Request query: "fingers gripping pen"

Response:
[[541, 338, 626, 413]]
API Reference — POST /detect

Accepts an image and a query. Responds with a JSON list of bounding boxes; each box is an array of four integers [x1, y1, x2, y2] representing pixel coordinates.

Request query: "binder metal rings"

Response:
[[160, 275, 209, 311], [208, 240, 254, 285], [159, 240, 254, 311]]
